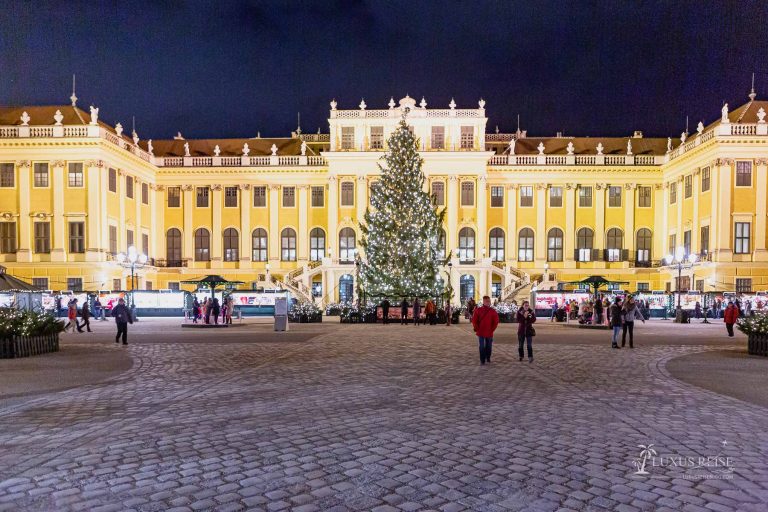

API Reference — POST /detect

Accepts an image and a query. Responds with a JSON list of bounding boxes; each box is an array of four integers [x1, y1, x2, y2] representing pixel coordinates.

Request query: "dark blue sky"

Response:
[[2, 0, 767, 140]]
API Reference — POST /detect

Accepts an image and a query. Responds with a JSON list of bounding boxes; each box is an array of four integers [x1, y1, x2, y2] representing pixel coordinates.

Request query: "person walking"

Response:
[[550, 300, 558, 322], [226, 296, 234, 324], [93, 298, 102, 322], [400, 298, 409, 325], [472, 295, 500, 365], [413, 298, 422, 326], [466, 297, 477, 321], [609, 297, 623, 349], [724, 301, 739, 337], [80, 300, 92, 332], [444, 301, 452, 326], [220, 298, 228, 325], [620, 297, 645, 348], [211, 298, 221, 325], [111, 298, 133, 345], [517, 300, 536, 362], [381, 298, 391, 324], [204, 298, 212, 324], [694, 301, 702, 319], [192, 298, 200, 323], [425, 299, 436, 325], [68, 299, 84, 333]]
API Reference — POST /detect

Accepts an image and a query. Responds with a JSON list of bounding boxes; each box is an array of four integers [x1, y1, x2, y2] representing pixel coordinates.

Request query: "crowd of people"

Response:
[[191, 295, 234, 325]]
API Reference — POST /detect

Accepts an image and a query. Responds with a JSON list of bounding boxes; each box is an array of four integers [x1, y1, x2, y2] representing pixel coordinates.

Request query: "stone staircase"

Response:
[[278, 266, 316, 303]]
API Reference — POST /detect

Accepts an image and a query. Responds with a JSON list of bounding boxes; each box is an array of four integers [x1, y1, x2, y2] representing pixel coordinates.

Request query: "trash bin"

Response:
[[274, 297, 288, 331]]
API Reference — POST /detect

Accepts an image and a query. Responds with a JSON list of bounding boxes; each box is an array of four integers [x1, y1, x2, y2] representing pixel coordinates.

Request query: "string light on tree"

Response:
[[359, 116, 447, 298]]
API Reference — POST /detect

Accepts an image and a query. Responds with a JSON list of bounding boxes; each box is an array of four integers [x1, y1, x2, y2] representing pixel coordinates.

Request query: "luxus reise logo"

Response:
[[631, 441, 735, 480]]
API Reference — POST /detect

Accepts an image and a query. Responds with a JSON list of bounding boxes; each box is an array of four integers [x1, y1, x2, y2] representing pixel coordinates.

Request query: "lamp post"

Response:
[[663, 247, 698, 322], [116, 245, 147, 318], [265, 262, 271, 285], [447, 261, 453, 306]]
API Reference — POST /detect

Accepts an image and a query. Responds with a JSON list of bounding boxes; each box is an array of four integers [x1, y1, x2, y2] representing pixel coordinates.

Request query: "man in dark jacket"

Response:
[[516, 300, 537, 362], [111, 298, 133, 345], [80, 300, 92, 332], [400, 299, 409, 325], [472, 295, 500, 365], [381, 299, 391, 325]]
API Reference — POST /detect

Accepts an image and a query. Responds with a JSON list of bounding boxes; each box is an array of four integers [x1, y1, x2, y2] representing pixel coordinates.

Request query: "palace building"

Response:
[[1, 91, 768, 304]]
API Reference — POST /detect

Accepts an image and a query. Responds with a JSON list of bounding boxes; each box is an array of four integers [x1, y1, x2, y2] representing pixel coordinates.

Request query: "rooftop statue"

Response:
[[566, 141, 574, 155], [721, 103, 729, 123], [89, 105, 99, 125], [184, 142, 190, 157]]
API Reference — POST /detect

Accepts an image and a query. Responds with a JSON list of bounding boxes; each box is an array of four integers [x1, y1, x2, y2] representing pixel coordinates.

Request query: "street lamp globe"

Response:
[[664, 253, 673, 265], [674, 246, 685, 262], [116, 253, 126, 264], [688, 253, 698, 264]]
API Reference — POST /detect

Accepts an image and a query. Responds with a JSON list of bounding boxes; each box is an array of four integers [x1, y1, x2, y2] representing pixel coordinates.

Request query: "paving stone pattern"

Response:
[[0, 323, 767, 511]]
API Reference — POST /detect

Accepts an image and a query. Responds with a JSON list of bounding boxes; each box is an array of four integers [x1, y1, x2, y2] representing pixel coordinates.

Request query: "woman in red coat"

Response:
[[723, 301, 739, 337], [516, 300, 537, 362], [472, 296, 500, 365]]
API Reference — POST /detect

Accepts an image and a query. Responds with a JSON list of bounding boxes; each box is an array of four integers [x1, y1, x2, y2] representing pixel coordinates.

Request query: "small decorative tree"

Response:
[[360, 119, 446, 299]]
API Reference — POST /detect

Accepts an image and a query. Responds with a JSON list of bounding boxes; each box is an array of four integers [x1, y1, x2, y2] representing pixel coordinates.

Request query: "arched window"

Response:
[[458, 227, 475, 261], [310, 227, 326, 261], [636, 228, 652, 264], [518, 228, 534, 262], [194, 228, 210, 261], [606, 228, 624, 262], [223, 228, 239, 262], [547, 228, 563, 262], [281, 228, 297, 261], [252, 228, 267, 262], [576, 227, 594, 262], [339, 274, 354, 302], [436, 228, 447, 261], [489, 228, 505, 262], [339, 227, 356, 262], [166, 228, 181, 265], [460, 275, 475, 304]]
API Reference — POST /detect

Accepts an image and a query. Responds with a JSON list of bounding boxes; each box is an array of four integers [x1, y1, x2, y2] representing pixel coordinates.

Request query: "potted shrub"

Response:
[[737, 312, 768, 356]]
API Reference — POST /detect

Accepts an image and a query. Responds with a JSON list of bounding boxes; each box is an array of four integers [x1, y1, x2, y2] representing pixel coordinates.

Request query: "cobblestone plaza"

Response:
[[1, 320, 767, 511]]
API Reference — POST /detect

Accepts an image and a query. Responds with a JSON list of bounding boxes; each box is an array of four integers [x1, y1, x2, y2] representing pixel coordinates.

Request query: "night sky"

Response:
[[2, 0, 768, 140]]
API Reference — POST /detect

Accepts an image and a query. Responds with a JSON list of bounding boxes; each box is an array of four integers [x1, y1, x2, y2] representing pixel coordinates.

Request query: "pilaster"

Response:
[[327, 177, 338, 259], [211, 184, 222, 262], [716, 159, 733, 261], [51, 161, 66, 262], [692, 169, 700, 256], [624, 183, 636, 256], [447, 176, 458, 254], [594, 183, 606, 250], [535, 184, 546, 264], [135, 177, 143, 253], [16, 161, 32, 261], [239, 184, 252, 266], [477, 175, 487, 256], [564, 184, 575, 267], [754, 159, 768, 260], [182, 185, 194, 260], [654, 184, 666, 261], [268, 185, 279, 261], [356, 175, 367, 226], [152, 185, 165, 261], [506, 184, 517, 263], [85, 160, 103, 261], [298, 185, 309, 262], [118, 169, 126, 252]]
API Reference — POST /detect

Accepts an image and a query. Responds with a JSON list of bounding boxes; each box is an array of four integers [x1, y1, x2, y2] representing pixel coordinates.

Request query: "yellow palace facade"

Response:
[[1, 92, 768, 304]]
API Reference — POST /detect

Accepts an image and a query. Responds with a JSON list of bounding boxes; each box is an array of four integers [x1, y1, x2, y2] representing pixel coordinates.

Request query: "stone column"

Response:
[[183, 185, 194, 261], [298, 185, 309, 262], [447, 176, 458, 256], [327, 177, 338, 260], [152, 185, 165, 261], [506, 184, 517, 262], [660, 183, 669, 258], [676, 177, 683, 251], [716, 159, 733, 260], [239, 184, 251, 266], [709, 163, 719, 260], [477, 176, 487, 256], [535, 184, 546, 264], [135, 178, 143, 254], [16, 161, 32, 262], [594, 183, 606, 251], [754, 159, 768, 260], [479, 269, 487, 298], [269, 185, 280, 261], [211, 184, 222, 263], [51, 160, 66, 262], [564, 184, 575, 266], [85, 160, 103, 261], [624, 184, 636, 257]]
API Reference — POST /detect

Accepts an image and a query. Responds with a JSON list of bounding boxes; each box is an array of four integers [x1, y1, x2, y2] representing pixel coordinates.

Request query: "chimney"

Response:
[[633, 130, 643, 138], [556, 131, 563, 138]]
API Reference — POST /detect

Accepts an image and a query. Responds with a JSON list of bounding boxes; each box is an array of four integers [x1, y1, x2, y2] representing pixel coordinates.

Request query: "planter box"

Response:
[[0, 333, 59, 359], [288, 313, 323, 323], [748, 333, 768, 357]]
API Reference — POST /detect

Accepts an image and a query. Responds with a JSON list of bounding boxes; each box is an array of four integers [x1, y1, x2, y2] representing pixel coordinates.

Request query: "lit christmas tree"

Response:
[[360, 119, 447, 298]]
